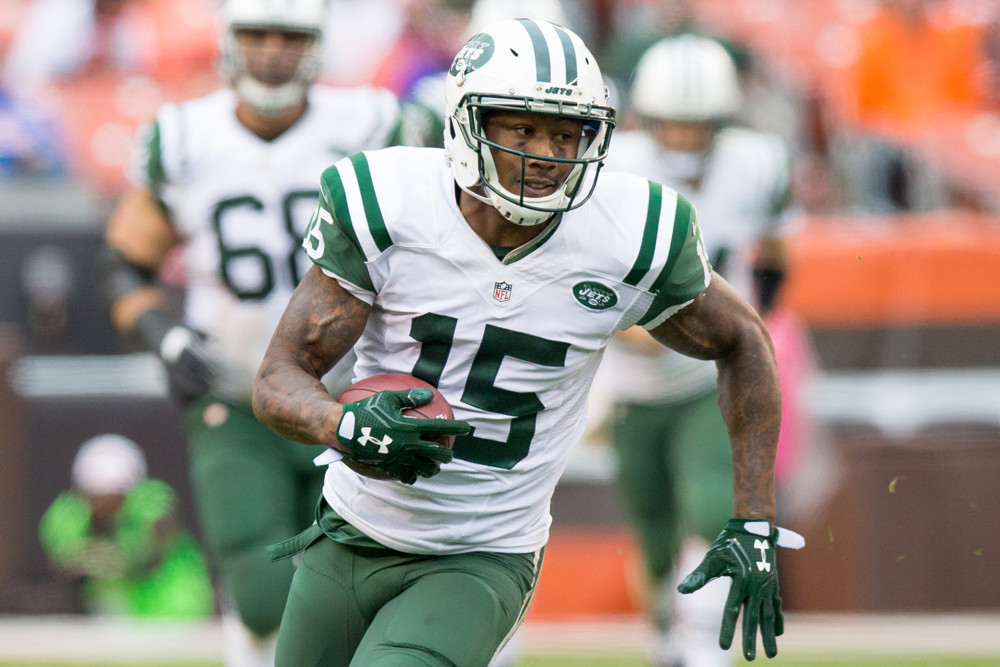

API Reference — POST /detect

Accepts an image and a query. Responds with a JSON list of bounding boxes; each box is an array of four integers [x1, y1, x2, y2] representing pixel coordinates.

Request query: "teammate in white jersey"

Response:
[[595, 34, 793, 667], [253, 19, 800, 665], [97, 1, 406, 664]]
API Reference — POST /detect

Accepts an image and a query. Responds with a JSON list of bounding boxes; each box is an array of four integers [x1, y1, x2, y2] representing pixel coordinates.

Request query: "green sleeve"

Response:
[[301, 162, 375, 292], [38, 492, 92, 565], [636, 194, 712, 327]]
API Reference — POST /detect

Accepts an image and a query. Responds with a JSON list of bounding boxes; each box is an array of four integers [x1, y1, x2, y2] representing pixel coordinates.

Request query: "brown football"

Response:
[[335, 374, 456, 480]]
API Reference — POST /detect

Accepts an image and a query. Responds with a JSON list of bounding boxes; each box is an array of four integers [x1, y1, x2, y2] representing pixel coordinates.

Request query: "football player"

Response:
[[594, 33, 795, 667], [97, 0, 406, 664], [253, 19, 801, 665]]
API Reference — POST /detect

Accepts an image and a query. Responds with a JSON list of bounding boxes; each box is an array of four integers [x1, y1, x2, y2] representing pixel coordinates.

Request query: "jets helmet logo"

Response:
[[449, 34, 495, 76]]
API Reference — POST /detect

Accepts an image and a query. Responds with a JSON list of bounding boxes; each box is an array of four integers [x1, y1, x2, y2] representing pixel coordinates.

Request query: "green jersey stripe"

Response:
[[517, 19, 551, 82], [146, 121, 166, 187], [554, 26, 578, 84], [650, 194, 695, 294], [634, 195, 698, 327], [623, 181, 663, 286], [322, 166, 362, 252], [349, 152, 393, 252]]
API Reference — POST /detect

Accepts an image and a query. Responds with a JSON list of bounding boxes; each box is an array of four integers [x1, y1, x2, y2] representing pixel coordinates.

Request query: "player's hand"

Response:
[[158, 325, 214, 402], [133, 310, 214, 403], [336, 388, 471, 484], [678, 518, 805, 661]]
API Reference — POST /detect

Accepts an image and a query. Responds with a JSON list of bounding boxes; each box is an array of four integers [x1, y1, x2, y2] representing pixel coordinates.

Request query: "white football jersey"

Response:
[[303, 146, 712, 554], [128, 86, 403, 401], [597, 127, 790, 403]]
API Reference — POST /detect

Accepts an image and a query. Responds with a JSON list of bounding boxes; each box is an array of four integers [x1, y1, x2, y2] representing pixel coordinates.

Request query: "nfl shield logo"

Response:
[[493, 281, 512, 303]]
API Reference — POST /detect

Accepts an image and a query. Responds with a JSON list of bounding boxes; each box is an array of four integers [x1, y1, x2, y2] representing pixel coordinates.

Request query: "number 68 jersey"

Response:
[[128, 86, 403, 401], [304, 146, 712, 555]]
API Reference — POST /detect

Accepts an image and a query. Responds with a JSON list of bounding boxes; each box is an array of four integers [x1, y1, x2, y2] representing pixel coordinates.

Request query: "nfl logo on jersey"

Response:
[[493, 281, 512, 303]]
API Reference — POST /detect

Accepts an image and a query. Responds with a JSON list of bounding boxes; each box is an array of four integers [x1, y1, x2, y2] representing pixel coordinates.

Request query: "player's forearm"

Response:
[[715, 321, 781, 522], [252, 356, 343, 446], [252, 267, 368, 445]]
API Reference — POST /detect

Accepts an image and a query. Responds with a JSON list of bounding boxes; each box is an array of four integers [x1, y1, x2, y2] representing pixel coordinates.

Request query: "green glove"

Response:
[[336, 387, 471, 484], [678, 518, 805, 661]]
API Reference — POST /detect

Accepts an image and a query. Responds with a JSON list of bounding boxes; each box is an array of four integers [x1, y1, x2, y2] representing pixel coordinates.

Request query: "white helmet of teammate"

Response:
[[219, 0, 325, 116], [72, 434, 148, 496], [444, 19, 615, 226], [630, 34, 741, 122]]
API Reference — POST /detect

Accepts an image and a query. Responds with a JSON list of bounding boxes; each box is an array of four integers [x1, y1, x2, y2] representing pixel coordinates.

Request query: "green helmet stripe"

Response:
[[349, 152, 393, 252], [623, 180, 663, 286], [554, 26, 578, 84], [517, 19, 551, 82]]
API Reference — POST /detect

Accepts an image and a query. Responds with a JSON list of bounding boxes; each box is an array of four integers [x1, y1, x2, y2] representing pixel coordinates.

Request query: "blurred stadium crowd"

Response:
[[6, 0, 1000, 212]]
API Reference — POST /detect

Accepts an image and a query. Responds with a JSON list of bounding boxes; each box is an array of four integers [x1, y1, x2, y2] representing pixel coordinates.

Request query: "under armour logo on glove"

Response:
[[334, 388, 470, 484], [357, 428, 392, 454], [754, 539, 771, 572]]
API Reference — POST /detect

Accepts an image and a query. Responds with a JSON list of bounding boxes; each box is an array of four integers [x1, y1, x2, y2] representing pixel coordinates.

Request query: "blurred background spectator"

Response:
[[38, 433, 214, 618], [367, 0, 475, 98], [1, 0, 219, 194]]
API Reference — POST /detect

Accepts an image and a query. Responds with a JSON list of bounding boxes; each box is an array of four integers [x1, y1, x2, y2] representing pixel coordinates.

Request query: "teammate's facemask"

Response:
[[218, 0, 325, 116], [444, 19, 615, 226]]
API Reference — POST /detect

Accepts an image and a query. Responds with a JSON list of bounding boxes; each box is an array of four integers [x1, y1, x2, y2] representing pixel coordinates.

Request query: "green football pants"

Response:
[[183, 396, 324, 637], [273, 506, 542, 666], [610, 388, 733, 580]]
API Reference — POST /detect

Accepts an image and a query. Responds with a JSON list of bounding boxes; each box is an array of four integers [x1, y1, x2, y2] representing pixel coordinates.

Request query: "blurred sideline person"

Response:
[[593, 34, 795, 667], [97, 0, 407, 664], [1, 0, 217, 98], [253, 18, 802, 666], [39, 434, 214, 618]]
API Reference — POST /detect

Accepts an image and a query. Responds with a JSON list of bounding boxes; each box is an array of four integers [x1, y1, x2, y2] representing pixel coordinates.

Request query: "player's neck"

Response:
[[236, 101, 308, 141], [457, 186, 551, 248]]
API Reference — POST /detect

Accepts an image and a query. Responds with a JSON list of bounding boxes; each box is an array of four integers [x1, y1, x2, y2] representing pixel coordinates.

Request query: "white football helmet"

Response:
[[219, 0, 325, 116], [630, 34, 741, 122], [71, 434, 147, 496], [444, 19, 615, 226]]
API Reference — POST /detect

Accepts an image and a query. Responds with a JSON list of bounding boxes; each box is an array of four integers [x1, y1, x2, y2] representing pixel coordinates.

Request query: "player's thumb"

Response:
[[677, 565, 712, 594], [399, 387, 433, 407]]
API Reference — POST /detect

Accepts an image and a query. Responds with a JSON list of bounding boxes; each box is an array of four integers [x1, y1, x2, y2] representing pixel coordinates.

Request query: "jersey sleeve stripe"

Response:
[[518, 19, 551, 82], [146, 121, 166, 186], [349, 152, 393, 252], [322, 165, 363, 252], [634, 195, 700, 327], [623, 180, 663, 286], [649, 194, 694, 295]]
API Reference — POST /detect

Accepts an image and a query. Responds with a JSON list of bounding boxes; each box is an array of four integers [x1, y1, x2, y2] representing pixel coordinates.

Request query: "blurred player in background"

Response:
[[39, 434, 214, 619], [97, 0, 407, 664], [253, 18, 801, 666], [594, 34, 795, 667]]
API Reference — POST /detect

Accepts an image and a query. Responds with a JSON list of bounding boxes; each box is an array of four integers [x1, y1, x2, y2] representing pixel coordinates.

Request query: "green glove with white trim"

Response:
[[678, 518, 805, 661]]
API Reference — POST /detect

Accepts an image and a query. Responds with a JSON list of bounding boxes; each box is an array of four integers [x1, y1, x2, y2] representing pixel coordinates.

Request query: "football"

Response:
[[335, 374, 457, 480]]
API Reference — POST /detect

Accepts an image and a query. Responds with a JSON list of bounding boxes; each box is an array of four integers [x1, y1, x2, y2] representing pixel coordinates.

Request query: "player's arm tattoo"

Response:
[[253, 265, 370, 446], [649, 272, 781, 521]]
